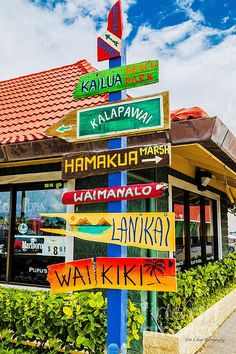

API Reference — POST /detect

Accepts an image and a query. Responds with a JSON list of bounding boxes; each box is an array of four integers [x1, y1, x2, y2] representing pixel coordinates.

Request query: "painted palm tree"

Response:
[[144, 258, 166, 285]]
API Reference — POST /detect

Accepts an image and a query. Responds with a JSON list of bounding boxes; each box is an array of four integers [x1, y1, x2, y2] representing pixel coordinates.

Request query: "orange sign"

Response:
[[47, 258, 96, 293], [96, 257, 176, 292], [47, 257, 176, 293]]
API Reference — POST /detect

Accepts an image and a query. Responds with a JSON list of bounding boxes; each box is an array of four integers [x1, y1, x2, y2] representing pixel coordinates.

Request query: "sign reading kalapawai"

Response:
[[40, 212, 175, 252], [45, 92, 169, 143], [62, 183, 167, 205], [73, 60, 159, 99], [47, 257, 177, 293], [62, 143, 171, 179]]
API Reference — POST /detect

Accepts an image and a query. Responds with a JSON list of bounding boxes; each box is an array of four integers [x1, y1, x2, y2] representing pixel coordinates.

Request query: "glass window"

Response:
[[172, 188, 185, 268], [189, 193, 202, 265], [12, 182, 66, 285], [0, 192, 10, 281], [205, 198, 214, 261]]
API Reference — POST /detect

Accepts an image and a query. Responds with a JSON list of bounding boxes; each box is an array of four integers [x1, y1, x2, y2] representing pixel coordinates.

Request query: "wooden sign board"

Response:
[[40, 212, 176, 252], [73, 60, 159, 99], [62, 183, 167, 205], [96, 257, 177, 292], [62, 143, 171, 179], [45, 92, 170, 143], [47, 258, 96, 293], [97, 0, 122, 61], [47, 257, 177, 293]]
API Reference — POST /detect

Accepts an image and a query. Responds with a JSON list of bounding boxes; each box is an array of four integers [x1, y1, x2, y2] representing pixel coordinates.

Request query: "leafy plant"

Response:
[[158, 253, 236, 333], [0, 289, 144, 354]]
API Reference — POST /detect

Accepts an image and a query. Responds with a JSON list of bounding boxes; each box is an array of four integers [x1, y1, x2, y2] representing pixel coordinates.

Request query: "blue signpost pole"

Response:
[[107, 49, 128, 353]]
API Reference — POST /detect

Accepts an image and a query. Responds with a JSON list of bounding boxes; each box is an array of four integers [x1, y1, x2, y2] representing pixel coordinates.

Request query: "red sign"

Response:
[[97, 0, 123, 61], [62, 183, 167, 205]]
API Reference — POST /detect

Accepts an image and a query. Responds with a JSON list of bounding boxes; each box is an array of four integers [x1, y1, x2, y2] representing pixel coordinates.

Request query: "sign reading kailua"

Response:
[[45, 92, 169, 142], [73, 60, 159, 99]]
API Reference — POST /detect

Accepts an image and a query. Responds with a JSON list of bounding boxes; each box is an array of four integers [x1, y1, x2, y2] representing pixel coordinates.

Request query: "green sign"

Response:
[[74, 60, 159, 99], [77, 92, 169, 140]]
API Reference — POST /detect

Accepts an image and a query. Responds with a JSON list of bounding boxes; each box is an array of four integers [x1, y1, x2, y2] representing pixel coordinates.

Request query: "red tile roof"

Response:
[[0, 60, 107, 144], [0, 59, 208, 145]]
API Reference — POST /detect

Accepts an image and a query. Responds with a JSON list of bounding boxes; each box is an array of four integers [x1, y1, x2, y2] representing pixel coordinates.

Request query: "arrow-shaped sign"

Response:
[[142, 156, 163, 164], [56, 124, 72, 133], [105, 34, 119, 47]]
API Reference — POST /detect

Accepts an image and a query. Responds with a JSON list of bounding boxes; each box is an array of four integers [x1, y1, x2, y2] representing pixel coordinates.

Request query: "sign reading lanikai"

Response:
[[40, 212, 175, 252], [73, 60, 159, 99], [45, 92, 169, 143]]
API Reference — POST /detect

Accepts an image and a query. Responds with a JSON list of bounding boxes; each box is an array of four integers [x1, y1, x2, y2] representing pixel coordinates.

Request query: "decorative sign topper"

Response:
[[62, 143, 171, 179], [62, 183, 167, 205], [45, 92, 170, 143], [73, 60, 159, 99], [40, 212, 176, 252], [97, 0, 123, 61], [47, 257, 177, 293]]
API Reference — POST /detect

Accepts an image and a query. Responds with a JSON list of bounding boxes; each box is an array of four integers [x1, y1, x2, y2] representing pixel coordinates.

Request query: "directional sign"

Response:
[[96, 257, 177, 292], [62, 143, 171, 179], [45, 92, 169, 143], [47, 257, 176, 293], [73, 60, 159, 99], [40, 212, 176, 252], [97, 0, 123, 61], [62, 183, 167, 205], [47, 258, 96, 293]]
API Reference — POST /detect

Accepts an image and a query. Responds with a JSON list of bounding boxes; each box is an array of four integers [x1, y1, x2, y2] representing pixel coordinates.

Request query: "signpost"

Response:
[[45, 92, 170, 142], [97, 0, 123, 61], [73, 60, 159, 99], [47, 257, 177, 293], [61, 183, 167, 205], [62, 143, 171, 179], [40, 212, 176, 251]]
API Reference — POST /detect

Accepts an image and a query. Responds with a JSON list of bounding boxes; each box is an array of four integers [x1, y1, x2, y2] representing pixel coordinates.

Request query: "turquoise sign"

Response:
[[77, 92, 169, 141]]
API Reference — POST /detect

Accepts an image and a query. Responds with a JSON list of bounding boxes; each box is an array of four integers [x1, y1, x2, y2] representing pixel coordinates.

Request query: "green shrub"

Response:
[[159, 253, 236, 333], [0, 289, 144, 354]]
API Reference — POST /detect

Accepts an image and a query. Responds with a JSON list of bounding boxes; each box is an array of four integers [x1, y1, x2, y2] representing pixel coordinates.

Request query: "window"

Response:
[[0, 182, 66, 286], [172, 186, 218, 269]]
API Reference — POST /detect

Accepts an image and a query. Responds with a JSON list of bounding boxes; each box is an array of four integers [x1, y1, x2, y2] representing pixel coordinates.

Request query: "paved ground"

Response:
[[197, 310, 236, 354]]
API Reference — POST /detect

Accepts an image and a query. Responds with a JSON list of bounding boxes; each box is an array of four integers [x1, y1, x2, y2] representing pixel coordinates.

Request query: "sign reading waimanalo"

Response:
[[62, 183, 167, 205], [45, 92, 169, 143], [97, 0, 123, 61], [47, 257, 177, 293], [62, 143, 171, 179], [40, 212, 175, 252], [73, 60, 159, 99]]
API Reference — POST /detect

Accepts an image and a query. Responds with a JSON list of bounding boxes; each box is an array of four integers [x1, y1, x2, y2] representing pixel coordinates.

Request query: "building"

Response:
[[0, 59, 235, 287]]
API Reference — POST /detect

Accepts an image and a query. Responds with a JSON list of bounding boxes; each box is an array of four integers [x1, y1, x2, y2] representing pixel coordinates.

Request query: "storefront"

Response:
[[0, 59, 235, 287]]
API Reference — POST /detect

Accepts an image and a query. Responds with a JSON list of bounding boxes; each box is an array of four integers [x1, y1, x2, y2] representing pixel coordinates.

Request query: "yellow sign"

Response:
[[40, 212, 175, 252]]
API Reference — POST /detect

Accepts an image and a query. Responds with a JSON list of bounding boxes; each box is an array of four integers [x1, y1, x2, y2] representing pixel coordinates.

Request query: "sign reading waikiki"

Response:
[[73, 60, 159, 99], [40, 212, 175, 252]]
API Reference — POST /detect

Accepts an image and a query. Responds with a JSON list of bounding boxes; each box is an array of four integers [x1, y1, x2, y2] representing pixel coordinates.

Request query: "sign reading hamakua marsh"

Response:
[[73, 60, 159, 99], [40, 212, 175, 252], [62, 143, 171, 179], [47, 257, 177, 293], [45, 92, 169, 143]]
